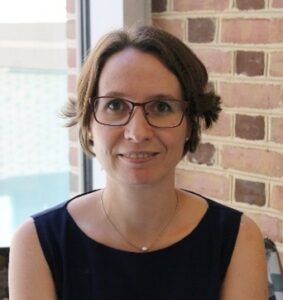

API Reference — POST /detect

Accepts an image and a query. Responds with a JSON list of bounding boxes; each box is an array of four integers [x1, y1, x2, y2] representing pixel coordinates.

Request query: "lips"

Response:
[[119, 152, 158, 159]]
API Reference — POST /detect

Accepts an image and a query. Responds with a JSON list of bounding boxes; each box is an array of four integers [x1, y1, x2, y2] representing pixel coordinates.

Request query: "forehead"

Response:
[[98, 48, 182, 99]]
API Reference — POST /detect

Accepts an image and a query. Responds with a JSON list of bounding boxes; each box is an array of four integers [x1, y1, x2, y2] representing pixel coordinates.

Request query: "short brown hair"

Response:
[[63, 25, 221, 157]]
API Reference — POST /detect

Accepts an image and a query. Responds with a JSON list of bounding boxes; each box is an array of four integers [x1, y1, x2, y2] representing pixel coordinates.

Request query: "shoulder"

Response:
[[234, 214, 266, 267], [185, 190, 242, 217], [9, 219, 57, 299], [181, 190, 243, 238], [10, 218, 39, 251], [9, 218, 47, 267], [189, 193, 243, 233], [206, 197, 242, 218], [9, 219, 43, 268], [32, 190, 100, 220], [220, 214, 268, 299], [234, 214, 266, 260], [32, 190, 99, 227], [238, 214, 263, 241]]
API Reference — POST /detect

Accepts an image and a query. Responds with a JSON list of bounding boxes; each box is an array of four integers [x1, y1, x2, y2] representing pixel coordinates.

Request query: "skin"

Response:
[[92, 48, 188, 188], [8, 48, 268, 299], [89, 48, 191, 246]]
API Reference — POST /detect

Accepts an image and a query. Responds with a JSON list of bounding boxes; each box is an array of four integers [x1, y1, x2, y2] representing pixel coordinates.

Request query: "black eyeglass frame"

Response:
[[89, 96, 189, 128]]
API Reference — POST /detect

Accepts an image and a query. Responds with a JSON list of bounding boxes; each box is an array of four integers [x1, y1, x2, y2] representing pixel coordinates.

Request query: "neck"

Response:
[[101, 180, 179, 244]]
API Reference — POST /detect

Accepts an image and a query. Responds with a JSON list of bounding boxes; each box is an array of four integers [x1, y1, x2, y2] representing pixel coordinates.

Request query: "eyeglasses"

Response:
[[91, 96, 188, 128]]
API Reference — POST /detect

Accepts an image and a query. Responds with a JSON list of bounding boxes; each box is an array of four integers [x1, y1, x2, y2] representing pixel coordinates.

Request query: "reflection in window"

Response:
[[0, 0, 69, 246]]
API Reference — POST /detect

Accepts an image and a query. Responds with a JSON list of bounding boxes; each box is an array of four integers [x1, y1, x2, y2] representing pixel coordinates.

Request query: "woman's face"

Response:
[[91, 48, 189, 187]]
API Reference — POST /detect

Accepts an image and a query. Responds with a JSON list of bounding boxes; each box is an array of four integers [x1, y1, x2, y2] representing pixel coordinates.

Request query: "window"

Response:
[[0, 0, 69, 246]]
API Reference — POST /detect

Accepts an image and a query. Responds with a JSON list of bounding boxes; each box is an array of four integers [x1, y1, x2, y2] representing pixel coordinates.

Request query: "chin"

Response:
[[118, 171, 173, 187]]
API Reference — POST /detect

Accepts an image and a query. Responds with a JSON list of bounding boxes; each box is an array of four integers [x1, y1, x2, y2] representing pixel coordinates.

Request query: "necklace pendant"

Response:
[[141, 246, 148, 252]]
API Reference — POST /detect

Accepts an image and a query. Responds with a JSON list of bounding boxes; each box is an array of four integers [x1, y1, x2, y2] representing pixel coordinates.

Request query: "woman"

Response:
[[9, 25, 268, 299]]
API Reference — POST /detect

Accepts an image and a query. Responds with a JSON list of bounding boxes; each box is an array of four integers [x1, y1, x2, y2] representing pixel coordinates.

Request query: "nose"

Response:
[[124, 107, 154, 143]]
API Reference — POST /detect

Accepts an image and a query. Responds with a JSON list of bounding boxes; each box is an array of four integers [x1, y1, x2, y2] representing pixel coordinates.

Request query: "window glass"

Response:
[[0, 0, 69, 246]]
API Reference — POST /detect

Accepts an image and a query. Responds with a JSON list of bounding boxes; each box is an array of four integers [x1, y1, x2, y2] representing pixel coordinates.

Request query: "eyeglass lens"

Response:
[[93, 97, 187, 128]]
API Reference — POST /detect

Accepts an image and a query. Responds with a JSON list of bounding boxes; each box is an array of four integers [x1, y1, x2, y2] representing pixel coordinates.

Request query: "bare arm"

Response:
[[220, 215, 268, 300], [9, 218, 57, 300]]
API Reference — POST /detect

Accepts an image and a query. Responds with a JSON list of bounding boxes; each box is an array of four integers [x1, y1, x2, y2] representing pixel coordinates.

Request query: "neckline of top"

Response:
[[63, 189, 213, 255]]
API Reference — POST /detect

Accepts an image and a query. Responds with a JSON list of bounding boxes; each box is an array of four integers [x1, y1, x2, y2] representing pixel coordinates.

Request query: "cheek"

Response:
[[91, 125, 119, 154], [91, 125, 105, 154], [163, 130, 187, 153]]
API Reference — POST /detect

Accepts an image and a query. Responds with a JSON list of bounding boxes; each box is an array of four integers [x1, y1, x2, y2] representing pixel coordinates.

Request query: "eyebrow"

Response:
[[102, 91, 127, 98], [101, 92, 181, 101]]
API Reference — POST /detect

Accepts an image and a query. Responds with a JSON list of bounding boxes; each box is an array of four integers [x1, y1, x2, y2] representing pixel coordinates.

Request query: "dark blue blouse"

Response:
[[33, 191, 242, 300]]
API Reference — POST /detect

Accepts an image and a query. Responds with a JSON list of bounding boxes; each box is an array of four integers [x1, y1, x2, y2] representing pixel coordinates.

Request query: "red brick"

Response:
[[152, 0, 168, 12], [271, 185, 283, 212], [187, 143, 216, 166], [235, 114, 265, 140], [67, 0, 75, 14], [271, 118, 283, 144], [236, 51, 264, 76], [219, 82, 282, 109], [272, 19, 283, 43], [175, 168, 230, 201], [272, 0, 283, 8], [221, 18, 283, 44], [67, 48, 77, 68], [248, 213, 282, 242], [236, 0, 265, 9], [173, 0, 229, 11], [188, 18, 216, 43], [66, 20, 76, 39], [235, 178, 266, 206], [222, 146, 283, 177], [194, 48, 232, 73], [152, 18, 183, 40], [270, 52, 283, 77], [204, 112, 232, 137]]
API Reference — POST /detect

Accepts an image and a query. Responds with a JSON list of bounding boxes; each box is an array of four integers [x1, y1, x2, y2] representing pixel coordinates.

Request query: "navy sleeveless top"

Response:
[[32, 191, 242, 300]]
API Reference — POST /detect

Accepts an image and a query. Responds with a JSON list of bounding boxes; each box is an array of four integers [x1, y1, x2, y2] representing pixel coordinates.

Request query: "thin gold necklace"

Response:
[[101, 189, 179, 253]]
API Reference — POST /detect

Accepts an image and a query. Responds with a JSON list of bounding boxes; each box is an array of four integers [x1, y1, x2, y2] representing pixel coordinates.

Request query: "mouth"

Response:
[[119, 152, 159, 160]]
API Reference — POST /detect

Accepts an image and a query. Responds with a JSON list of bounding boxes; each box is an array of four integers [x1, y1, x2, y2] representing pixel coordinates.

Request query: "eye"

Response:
[[148, 100, 174, 114], [106, 98, 125, 111], [156, 101, 172, 112]]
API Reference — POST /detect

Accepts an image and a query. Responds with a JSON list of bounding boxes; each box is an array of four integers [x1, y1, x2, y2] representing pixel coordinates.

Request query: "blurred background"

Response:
[[0, 0, 69, 246]]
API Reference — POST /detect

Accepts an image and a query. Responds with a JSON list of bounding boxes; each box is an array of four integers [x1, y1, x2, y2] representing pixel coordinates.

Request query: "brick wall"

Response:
[[152, 0, 283, 258]]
